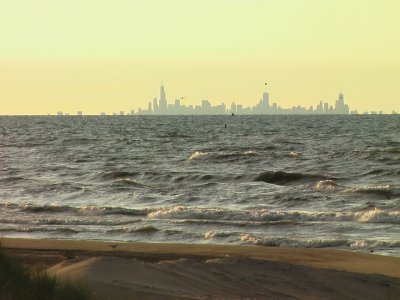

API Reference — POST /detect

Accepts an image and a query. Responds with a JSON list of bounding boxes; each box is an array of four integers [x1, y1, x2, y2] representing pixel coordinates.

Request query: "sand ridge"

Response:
[[3, 238, 400, 299], [48, 256, 400, 300]]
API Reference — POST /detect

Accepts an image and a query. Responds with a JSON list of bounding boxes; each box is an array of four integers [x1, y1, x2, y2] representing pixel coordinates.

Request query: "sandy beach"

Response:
[[1, 238, 400, 299]]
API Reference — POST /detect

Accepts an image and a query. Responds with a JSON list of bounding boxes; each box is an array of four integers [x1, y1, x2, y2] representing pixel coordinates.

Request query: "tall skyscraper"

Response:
[[334, 92, 349, 114], [262, 92, 269, 108], [159, 84, 167, 113]]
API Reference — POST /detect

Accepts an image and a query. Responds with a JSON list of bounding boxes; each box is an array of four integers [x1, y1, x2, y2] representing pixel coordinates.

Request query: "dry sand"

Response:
[[2, 238, 400, 299]]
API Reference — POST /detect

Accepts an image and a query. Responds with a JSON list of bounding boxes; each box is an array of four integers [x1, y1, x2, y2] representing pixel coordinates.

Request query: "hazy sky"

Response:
[[0, 0, 399, 114]]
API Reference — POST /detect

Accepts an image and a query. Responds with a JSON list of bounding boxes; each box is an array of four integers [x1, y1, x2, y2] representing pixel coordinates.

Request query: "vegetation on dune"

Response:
[[0, 248, 94, 300]]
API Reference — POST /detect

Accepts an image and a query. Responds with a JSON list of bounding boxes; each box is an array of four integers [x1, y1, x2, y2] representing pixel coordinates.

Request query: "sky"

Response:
[[0, 0, 399, 115]]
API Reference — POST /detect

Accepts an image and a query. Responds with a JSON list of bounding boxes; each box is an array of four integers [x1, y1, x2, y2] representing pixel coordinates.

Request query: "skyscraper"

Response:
[[252, 91, 269, 113], [230, 101, 237, 114], [153, 97, 158, 114], [262, 92, 269, 108], [334, 92, 349, 114], [159, 84, 167, 113]]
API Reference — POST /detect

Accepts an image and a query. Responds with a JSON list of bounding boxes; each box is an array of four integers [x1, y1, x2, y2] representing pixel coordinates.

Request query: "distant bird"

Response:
[[231, 112, 235, 116], [264, 83, 268, 85]]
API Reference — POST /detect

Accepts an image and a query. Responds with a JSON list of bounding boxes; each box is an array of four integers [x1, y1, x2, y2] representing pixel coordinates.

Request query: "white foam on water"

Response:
[[189, 151, 211, 160], [315, 180, 338, 191]]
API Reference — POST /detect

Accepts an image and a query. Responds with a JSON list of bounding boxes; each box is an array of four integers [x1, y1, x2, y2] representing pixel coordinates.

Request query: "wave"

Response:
[[254, 171, 332, 186], [95, 171, 140, 181], [348, 239, 400, 249], [0, 202, 69, 212], [172, 219, 296, 227], [22, 204, 79, 213], [188, 150, 261, 161], [343, 185, 394, 198], [240, 234, 349, 248], [362, 169, 387, 176], [0, 176, 27, 184], [354, 208, 400, 223], [0, 180, 84, 195], [364, 148, 400, 162], [0, 203, 149, 216], [239, 234, 400, 249], [149, 206, 228, 220], [114, 179, 147, 187], [172, 174, 216, 183], [172, 173, 252, 185], [106, 225, 159, 234], [79, 206, 149, 216], [314, 180, 339, 191], [314, 181, 398, 199], [380, 147, 400, 154], [204, 231, 234, 239], [0, 217, 139, 226], [128, 225, 159, 233], [148, 206, 400, 224], [0, 226, 79, 234], [97, 171, 247, 185], [2, 202, 399, 225]]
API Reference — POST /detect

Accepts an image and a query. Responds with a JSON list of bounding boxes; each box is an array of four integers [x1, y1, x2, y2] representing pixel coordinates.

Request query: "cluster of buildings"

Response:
[[134, 85, 351, 115], [56, 85, 396, 116]]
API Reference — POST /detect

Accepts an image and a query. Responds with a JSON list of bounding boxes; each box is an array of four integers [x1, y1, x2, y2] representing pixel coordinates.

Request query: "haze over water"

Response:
[[0, 115, 399, 256]]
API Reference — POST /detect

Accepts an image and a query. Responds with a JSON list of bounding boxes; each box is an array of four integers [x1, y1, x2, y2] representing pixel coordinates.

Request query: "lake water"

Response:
[[0, 115, 399, 256]]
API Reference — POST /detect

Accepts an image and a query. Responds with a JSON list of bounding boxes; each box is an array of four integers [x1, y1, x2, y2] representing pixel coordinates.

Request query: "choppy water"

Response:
[[0, 115, 399, 256]]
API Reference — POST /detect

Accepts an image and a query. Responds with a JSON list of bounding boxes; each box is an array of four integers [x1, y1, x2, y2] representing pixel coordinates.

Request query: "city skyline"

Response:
[[53, 85, 396, 116], [134, 85, 354, 115]]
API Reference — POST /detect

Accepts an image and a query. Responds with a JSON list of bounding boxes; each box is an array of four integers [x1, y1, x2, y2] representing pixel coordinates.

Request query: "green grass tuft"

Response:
[[0, 248, 95, 300]]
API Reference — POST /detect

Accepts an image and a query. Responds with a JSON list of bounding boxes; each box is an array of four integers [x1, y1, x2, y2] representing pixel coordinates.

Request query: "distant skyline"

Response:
[[54, 85, 396, 116], [0, 1, 399, 115], [132, 85, 355, 115]]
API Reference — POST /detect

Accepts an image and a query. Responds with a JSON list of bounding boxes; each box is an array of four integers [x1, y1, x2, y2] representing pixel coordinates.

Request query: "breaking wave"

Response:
[[314, 181, 398, 198], [2, 203, 399, 225], [204, 231, 233, 239], [343, 185, 395, 198], [148, 206, 400, 224], [239, 234, 400, 249], [314, 180, 339, 191], [189, 150, 261, 161]]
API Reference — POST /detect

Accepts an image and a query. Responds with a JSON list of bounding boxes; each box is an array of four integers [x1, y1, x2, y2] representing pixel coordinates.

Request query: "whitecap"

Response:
[[188, 151, 210, 160]]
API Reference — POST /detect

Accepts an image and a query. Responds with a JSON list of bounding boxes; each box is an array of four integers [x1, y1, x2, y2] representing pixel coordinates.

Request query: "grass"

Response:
[[0, 248, 95, 300]]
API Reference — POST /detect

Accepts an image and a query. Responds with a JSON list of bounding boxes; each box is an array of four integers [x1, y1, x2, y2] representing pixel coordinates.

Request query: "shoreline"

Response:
[[2, 237, 400, 299], [2, 237, 400, 278]]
